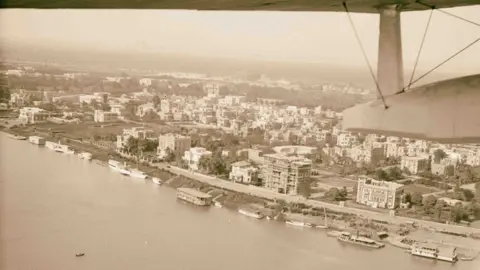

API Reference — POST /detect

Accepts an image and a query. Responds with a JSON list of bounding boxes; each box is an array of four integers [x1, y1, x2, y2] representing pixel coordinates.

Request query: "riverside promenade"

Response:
[[159, 164, 480, 235]]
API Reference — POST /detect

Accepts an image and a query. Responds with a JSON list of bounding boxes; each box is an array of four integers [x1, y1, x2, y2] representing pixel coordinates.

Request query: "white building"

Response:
[[183, 147, 212, 171], [337, 133, 357, 148], [94, 110, 118, 123], [157, 133, 191, 158], [356, 176, 405, 209], [18, 107, 49, 124], [401, 155, 429, 174], [229, 160, 259, 185]]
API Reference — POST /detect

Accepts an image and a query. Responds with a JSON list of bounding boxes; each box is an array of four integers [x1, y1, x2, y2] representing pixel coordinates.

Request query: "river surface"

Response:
[[1, 132, 479, 270]]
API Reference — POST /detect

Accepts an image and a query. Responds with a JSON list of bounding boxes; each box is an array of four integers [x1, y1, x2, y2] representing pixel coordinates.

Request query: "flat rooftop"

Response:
[[177, 187, 212, 199]]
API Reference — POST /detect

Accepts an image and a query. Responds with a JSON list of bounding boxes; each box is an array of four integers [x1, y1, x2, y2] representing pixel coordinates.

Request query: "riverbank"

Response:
[[2, 126, 480, 255]]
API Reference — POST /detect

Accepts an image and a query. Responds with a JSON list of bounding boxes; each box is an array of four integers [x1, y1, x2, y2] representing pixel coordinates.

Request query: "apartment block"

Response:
[[263, 153, 312, 195]]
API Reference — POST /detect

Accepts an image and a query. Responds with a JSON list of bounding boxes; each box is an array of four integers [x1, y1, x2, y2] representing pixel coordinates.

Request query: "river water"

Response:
[[1, 132, 479, 270]]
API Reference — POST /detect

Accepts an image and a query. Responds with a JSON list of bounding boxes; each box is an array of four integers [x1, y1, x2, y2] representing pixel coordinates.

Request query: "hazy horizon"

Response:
[[1, 7, 479, 85]]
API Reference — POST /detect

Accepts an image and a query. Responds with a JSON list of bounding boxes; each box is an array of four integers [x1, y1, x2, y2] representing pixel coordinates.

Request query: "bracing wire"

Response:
[[400, 0, 480, 89], [416, 0, 480, 28], [406, 7, 434, 91], [409, 37, 480, 87], [342, 1, 389, 109]]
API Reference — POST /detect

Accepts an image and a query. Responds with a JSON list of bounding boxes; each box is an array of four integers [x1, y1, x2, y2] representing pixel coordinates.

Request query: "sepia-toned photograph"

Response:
[[1, 1, 480, 269]]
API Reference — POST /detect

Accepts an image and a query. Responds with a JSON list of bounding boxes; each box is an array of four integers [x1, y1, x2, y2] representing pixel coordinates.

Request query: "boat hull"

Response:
[[238, 209, 264, 219], [337, 236, 385, 249]]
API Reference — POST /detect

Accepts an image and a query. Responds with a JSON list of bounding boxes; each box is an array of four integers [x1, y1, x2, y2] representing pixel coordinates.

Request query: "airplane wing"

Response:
[[2, 0, 480, 12], [342, 74, 480, 144]]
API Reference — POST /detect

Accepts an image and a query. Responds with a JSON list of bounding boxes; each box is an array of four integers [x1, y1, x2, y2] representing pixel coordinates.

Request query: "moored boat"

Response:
[[8, 134, 27, 140], [130, 168, 148, 179], [337, 232, 385, 249], [410, 242, 458, 263], [46, 141, 75, 154], [238, 208, 264, 219], [28, 136, 46, 145], [108, 159, 131, 176], [152, 177, 162, 185], [286, 220, 313, 228], [78, 152, 92, 160]]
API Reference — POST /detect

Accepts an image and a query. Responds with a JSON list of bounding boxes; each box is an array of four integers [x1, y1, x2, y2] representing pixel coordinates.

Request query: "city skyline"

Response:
[[1, 7, 480, 74]]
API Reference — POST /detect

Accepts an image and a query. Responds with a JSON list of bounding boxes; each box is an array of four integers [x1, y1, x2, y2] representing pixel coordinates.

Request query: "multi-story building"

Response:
[[401, 155, 429, 174], [263, 153, 312, 195], [94, 110, 118, 123], [18, 107, 49, 124], [356, 176, 405, 209], [157, 133, 191, 158], [336, 133, 357, 148], [116, 127, 156, 150], [229, 161, 259, 185]]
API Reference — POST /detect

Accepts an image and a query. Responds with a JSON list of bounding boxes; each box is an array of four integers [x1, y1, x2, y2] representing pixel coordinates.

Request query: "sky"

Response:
[[0, 7, 479, 74]]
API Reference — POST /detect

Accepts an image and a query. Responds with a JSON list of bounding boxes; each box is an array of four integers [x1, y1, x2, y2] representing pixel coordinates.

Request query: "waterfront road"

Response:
[[158, 164, 480, 235]]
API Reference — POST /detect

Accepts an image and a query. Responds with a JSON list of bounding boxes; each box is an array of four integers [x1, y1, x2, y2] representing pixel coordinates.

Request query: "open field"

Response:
[[403, 183, 443, 195]]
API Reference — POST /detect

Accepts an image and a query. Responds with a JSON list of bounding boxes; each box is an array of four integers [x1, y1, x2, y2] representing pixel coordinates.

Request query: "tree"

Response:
[[462, 189, 475, 202], [433, 149, 447, 164], [410, 192, 423, 206], [297, 179, 312, 198], [387, 167, 403, 180], [423, 195, 437, 214], [143, 110, 160, 122], [326, 187, 347, 201], [450, 202, 466, 223], [434, 199, 446, 219], [152, 95, 161, 108], [164, 147, 176, 162], [375, 169, 390, 181]]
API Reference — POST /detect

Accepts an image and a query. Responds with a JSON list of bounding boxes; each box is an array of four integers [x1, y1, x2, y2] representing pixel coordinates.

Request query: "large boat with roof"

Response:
[[337, 232, 385, 249], [108, 159, 131, 176]]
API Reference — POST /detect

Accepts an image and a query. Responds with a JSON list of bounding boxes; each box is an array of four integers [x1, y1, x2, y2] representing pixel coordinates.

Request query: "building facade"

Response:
[[356, 176, 404, 209], [157, 133, 192, 158], [229, 161, 259, 185], [401, 155, 429, 174], [263, 154, 312, 195]]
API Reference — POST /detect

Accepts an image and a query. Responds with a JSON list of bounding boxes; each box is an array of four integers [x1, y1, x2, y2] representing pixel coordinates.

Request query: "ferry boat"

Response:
[[337, 232, 385, 249], [78, 152, 92, 160], [8, 134, 27, 140], [410, 242, 458, 263], [28, 136, 46, 145], [238, 208, 264, 219], [286, 220, 313, 228], [108, 160, 131, 176], [152, 177, 162, 185], [46, 141, 75, 155], [176, 187, 212, 206], [130, 168, 148, 179]]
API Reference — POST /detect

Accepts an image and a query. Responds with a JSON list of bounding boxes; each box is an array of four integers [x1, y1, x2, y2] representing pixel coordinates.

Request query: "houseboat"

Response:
[[78, 152, 92, 160], [176, 187, 212, 206], [337, 232, 385, 249], [108, 160, 131, 176], [286, 220, 313, 228], [410, 242, 458, 263], [28, 136, 46, 145], [46, 141, 75, 154], [130, 168, 148, 179], [238, 208, 264, 219], [8, 134, 27, 140]]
